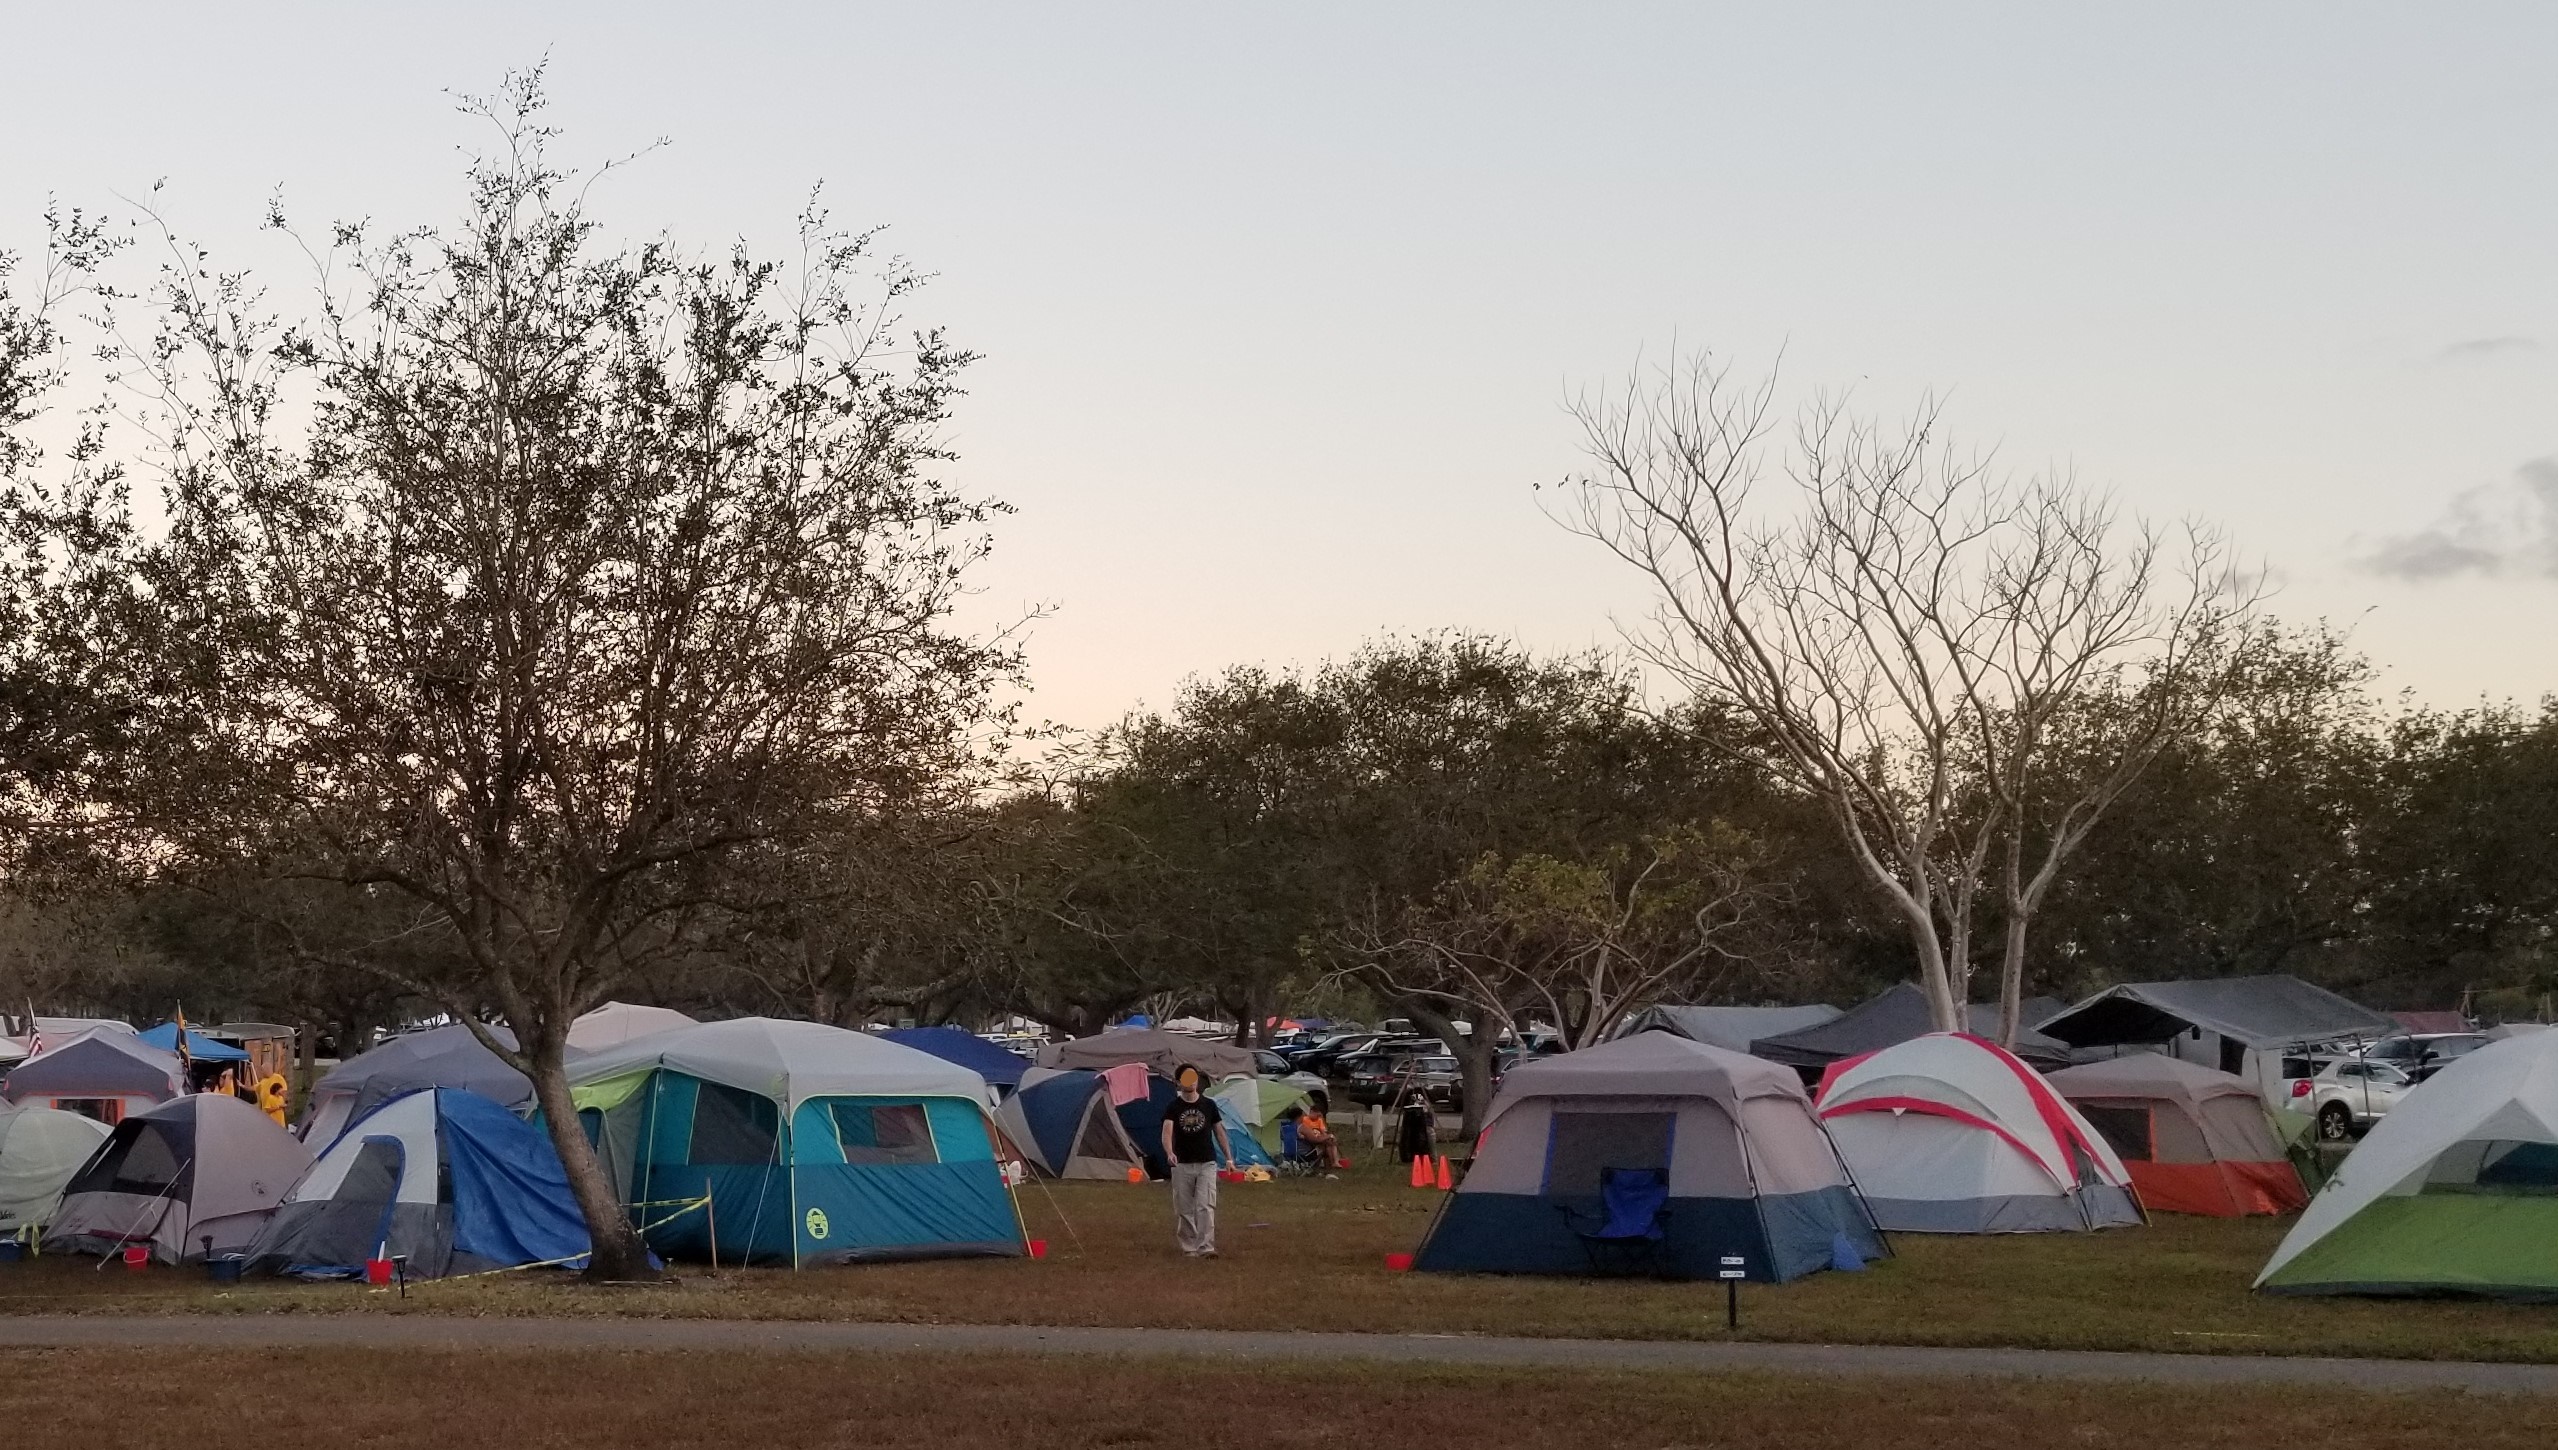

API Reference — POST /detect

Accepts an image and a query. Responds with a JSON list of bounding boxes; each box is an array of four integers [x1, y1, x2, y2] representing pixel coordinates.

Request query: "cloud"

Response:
[[2435, 335, 2539, 362], [2358, 458, 2558, 581]]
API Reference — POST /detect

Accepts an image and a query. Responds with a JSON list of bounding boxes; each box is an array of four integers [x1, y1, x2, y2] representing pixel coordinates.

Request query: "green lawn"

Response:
[[5, 1155, 2555, 1363]]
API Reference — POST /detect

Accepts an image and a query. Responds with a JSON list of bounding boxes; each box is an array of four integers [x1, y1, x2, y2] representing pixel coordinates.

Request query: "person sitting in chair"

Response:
[[1291, 1091, 1341, 1171]]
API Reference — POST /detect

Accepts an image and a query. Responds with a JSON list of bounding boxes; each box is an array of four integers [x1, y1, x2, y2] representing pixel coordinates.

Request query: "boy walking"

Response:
[[1161, 1067, 1235, 1258]]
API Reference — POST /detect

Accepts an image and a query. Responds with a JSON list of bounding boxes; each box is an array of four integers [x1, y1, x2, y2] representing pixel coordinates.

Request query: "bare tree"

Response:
[[1555, 353, 2259, 1040], [1344, 827, 1763, 1137], [107, 75, 1015, 1277]]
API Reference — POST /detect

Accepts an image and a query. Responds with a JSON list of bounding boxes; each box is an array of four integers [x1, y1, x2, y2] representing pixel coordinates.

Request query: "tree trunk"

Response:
[[1403, 999, 1497, 1145], [524, 1043, 657, 1281]]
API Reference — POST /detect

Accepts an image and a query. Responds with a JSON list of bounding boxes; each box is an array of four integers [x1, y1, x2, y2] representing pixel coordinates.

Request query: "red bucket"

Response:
[[364, 1258, 395, 1286], [1027, 1239, 1049, 1260], [1218, 1169, 1245, 1184], [120, 1245, 149, 1269], [1383, 1252, 1414, 1272]]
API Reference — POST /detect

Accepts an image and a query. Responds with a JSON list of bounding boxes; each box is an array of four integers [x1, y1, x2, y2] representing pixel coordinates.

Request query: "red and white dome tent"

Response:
[[1815, 1033, 2144, 1234]]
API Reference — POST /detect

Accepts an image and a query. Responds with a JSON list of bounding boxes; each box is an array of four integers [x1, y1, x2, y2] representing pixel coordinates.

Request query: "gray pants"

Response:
[[1170, 1162, 1219, 1255]]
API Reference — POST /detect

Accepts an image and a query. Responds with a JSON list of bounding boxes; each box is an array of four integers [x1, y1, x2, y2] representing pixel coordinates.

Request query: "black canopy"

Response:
[[1749, 982, 2074, 1072]]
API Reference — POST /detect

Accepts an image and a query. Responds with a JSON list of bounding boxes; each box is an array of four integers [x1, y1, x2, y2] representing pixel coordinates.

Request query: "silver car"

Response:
[[2309, 1058, 2415, 1141]]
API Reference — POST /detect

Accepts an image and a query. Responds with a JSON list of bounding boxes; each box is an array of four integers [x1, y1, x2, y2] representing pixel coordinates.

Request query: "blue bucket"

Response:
[[0, 1240, 21, 1264], [206, 1254, 245, 1284]]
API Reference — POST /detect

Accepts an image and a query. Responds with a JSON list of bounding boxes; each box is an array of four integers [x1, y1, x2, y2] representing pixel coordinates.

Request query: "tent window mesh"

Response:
[[1543, 1111, 1673, 1197], [688, 1082, 780, 1165], [830, 1102, 937, 1166], [108, 1125, 190, 1196], [2427, 1140, 2558, 1194], [2076, 1104, 2155, 1163]]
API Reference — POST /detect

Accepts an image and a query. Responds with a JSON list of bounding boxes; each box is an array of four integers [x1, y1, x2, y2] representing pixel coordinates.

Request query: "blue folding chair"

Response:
[[1558, 1166, 1671, 1276]]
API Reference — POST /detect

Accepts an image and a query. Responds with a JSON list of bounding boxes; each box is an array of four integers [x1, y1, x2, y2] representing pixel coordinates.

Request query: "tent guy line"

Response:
[[0, 1315, 2554, 1394]]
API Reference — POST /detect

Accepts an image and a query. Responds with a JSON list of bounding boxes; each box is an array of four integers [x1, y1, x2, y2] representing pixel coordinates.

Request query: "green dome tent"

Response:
[[2259, 1028, 2558, 1297]]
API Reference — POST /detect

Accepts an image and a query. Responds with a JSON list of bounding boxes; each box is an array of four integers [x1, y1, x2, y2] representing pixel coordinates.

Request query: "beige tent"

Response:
[[2048, 1054, 2306, 1217], [1036, 1028, 1256, 1081]]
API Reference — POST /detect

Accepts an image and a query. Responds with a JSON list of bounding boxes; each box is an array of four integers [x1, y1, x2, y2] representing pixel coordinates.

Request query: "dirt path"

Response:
[[2, 1314, 2555, 1394]]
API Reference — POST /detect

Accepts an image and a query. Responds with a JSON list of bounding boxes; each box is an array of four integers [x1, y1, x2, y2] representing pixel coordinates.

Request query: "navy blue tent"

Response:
[[994, 1070, 1145, 1178], [247, 1088, 591, 1279], [1412, 1033, 1881, 1283], [876, 1027, 1026, 1090]]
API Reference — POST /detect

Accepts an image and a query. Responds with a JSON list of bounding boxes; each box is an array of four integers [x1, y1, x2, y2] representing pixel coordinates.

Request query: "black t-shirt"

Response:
[[1166, 1095, 1222, 1164]]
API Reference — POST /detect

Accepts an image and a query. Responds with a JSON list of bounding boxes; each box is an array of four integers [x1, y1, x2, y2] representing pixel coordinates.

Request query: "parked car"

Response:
[[1340, 1044, 1445, 1102], [2407, 1033, 2490, 1081], [1251, 1048, 1293, 1077], [2302, 1057, 2417, 1140], [1290, 1033, 1383, 1078]]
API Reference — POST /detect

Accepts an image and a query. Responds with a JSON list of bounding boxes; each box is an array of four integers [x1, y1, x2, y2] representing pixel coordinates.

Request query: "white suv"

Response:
[[2306, 1058, 2415, 1141]]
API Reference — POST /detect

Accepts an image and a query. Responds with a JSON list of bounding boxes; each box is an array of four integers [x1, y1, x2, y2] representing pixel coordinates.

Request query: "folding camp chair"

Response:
[[1557, 1166, 1671, 1277]]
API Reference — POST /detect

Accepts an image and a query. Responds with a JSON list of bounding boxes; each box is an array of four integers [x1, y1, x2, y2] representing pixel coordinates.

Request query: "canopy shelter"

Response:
[[2035, 976, 2392, 1089], [1817, 1033, 2143, 1234], [2259, 1029, 2558, 1298], [249, 1088, 590, 1279], [0, 1107, 112, 1235], [1618, 1004, 1842, 1055], [2048, 1054, 2306, 1217], [1751, 984, 2073, 1075], [137, 1024, 251, 1063], [301, 1025, 537, 1147], [566, 1003, 696, 1052], [44, 1092, 314, 1263], [567, 1017, 1025, 1267], [878, 1027, 1029, 1091], [1036, 1028, 1257, 1082], [3, 1031, 183, 1124], [995, 1069, 1147, 1179], [1413, 1032, 1881, 1281]]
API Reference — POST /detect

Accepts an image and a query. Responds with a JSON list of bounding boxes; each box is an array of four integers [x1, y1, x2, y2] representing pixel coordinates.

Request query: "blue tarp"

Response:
[[436, 1089, 593, 1271], [875, 1027, 1027, 1089], [138, 1023, 251, 1062]]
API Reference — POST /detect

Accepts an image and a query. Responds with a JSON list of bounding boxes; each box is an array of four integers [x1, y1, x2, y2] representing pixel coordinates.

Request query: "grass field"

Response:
[[9, 1346, 2557, 1449], [5, 1155, 2555, 1363]]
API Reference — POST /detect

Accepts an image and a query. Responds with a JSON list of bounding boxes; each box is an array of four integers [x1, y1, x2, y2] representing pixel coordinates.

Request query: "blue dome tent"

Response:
[[247, 1088, 590, 1279]]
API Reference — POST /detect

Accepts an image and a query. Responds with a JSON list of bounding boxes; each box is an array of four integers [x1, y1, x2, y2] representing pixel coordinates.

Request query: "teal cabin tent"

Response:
[[566, 1018, 1026, 1266]]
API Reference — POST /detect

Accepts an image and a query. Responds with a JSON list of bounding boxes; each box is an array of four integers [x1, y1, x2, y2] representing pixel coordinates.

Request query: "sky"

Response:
[[6, 4, 2552, 728]]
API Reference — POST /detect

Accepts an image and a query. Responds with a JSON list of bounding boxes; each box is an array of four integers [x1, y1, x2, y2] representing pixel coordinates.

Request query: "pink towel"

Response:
[[1099, 1061, 1151, 1105]]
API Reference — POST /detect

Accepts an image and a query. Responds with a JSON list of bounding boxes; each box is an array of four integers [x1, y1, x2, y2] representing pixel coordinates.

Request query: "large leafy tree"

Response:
[[113, 76, 1013, 1277]]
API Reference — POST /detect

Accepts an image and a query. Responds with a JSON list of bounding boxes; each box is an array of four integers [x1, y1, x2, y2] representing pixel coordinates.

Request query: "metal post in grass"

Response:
[[1718, 1255, 1745, 1330]]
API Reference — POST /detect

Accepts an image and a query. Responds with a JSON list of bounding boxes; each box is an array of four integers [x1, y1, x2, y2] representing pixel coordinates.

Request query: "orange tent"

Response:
[[2048, 1054, 2306, 1217]]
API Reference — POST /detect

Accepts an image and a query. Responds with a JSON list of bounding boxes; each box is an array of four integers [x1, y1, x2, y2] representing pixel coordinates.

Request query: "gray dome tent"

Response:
[[301, 1025, 540, 1147], [45, 1093, 314, 1264]]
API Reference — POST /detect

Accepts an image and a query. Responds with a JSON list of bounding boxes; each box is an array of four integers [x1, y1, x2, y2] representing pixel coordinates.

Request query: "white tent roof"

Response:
[[564, 1017, 988, 1111], [2257, 1028, 2558, 1286], [566, 1002, 697, 1051], [1817, 1033, 2133, 1191]]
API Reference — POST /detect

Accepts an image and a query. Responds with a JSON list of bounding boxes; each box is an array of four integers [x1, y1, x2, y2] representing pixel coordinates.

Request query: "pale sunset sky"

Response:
[[7, 4, 2552, 726]]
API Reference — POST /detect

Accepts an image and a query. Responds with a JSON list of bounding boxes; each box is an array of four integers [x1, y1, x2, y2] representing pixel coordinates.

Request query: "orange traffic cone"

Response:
[[1408, 1153, 1430, 1189], [1435, 1155, 1453, 1191]]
